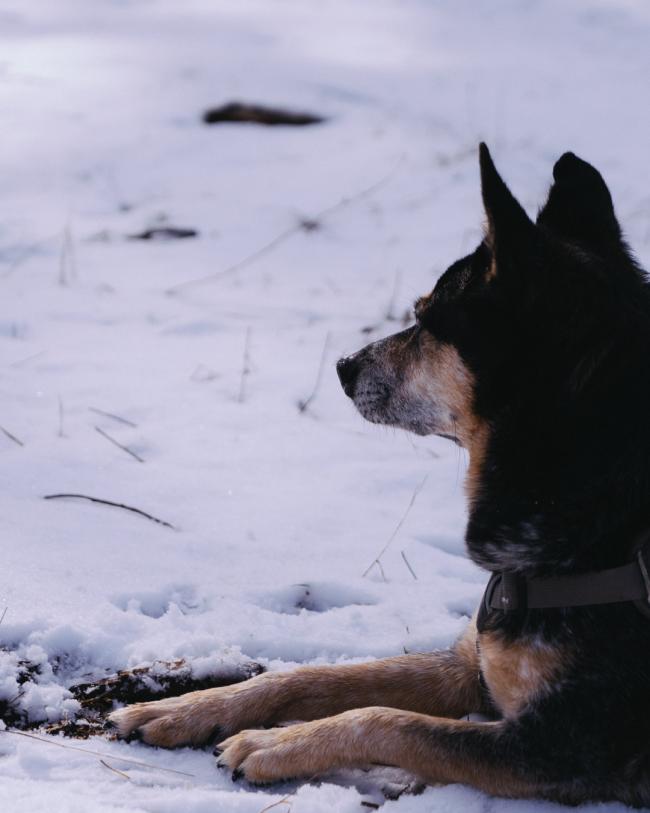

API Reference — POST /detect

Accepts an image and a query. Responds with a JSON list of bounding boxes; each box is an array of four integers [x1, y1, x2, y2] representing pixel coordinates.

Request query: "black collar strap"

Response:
[[483, 548, 650, 615]]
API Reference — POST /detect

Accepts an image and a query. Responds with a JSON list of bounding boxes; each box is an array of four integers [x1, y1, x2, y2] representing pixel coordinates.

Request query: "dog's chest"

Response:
[[479, 632, 566, 718]]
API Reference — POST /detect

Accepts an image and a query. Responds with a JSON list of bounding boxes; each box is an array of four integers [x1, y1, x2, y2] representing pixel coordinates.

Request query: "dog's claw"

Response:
[[232, 768, 243, 782]]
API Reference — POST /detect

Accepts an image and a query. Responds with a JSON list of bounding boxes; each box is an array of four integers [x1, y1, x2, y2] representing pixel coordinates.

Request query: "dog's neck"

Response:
[[463, 390, 650, 578]]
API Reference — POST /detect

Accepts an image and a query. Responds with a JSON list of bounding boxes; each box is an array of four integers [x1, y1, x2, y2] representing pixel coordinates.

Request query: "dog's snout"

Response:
[[336, 355, 361, 397]]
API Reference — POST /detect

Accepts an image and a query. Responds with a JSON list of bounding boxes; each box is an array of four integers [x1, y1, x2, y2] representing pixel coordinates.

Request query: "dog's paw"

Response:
[[108, 685, 244, 748], [215, 725, 316, 784], [215, 713, 369, 784]]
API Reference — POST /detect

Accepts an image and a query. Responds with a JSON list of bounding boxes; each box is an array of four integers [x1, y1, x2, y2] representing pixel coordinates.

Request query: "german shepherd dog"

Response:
[[110, 145, 650, 806]]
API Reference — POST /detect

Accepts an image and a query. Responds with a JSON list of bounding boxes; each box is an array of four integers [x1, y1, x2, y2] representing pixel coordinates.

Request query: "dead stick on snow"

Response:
[[165, 158, 403, 295], [362, 476, 428, 578], [298, 331, 331, 413], [43, 493, 176, 529], [95, 426, 144, 463], [0, 425, 24, 447]]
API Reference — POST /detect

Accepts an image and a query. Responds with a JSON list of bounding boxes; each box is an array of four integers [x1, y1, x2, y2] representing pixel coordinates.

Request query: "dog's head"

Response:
[[337, 144, 646, 507]]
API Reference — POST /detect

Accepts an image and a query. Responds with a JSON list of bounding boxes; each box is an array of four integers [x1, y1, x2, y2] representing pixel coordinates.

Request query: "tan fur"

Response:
[[486, 255, 498, 281], [479, 632, 567, 719], [465, 421, 491, 506], [217, 709, 538, 796], [108, 620, 484, 748], [411, 337, 490, 504]]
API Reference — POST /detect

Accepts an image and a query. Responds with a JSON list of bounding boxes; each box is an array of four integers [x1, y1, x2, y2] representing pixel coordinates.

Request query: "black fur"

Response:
[[415, 145, 650, 805]]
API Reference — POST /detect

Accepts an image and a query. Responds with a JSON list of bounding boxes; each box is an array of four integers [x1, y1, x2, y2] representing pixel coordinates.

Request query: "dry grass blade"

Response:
[[10, 350, 46, 368], [89, 407, 137, 428], [257, 793, 293, 813], [43, 493, 176, 529], [58, 224, 76, 286], [165, 158, 403, 295], [100, 758, 132, 781], [238, 327, 252, 403], [400, 549, 418, 580], [0, 729, 195, 776], [0, 425, 24, 447], [362, 476, 428, 578], [298, 331, 331, 413], [58, 396, 66, 438], [95, 426, 144, 463]]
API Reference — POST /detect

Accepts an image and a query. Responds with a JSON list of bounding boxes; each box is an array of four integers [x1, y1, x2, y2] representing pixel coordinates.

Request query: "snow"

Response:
[[1, 0, 649, 810]]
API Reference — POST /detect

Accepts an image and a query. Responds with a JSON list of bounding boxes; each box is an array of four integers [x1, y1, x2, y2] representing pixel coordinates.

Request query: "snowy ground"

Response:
[[1, 1, 650, 810]]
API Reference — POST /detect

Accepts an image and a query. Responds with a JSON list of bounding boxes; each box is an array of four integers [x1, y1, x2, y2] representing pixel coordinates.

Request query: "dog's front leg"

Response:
[[108, 621, 483, 748], [217, 709, 541, 798]]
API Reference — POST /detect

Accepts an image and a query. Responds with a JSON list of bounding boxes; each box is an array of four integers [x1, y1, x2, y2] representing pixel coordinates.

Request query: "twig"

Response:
[[0, 607, 7, 628], [298, 332, 331, 413], [400, 549, 418, 580], [165, 158, 403, 295], [100, 758, 132, 781], [362, 477, 428, 578], [95, 426, 144, 463], [238, 327, 252, 403], [89, 407, 137, 428], [0, 729, 193, 776], [0, 425, 24, 447], [43, 493, 175, 529]]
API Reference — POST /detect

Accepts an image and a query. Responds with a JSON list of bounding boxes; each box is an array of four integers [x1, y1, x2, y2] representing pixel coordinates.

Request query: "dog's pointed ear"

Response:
[[479, 143, 536, 273], [537, 152, 623, 254]]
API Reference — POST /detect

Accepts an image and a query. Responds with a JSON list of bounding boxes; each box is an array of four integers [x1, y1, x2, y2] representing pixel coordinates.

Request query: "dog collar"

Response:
[[478, 545, 650, 629]]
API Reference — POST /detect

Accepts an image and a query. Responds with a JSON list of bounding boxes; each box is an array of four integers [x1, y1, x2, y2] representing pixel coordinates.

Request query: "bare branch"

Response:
[[44, 493, 175, 529]]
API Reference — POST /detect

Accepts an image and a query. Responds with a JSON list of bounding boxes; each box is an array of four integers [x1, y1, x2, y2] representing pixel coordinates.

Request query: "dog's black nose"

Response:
[[336, 355, 360, 397]]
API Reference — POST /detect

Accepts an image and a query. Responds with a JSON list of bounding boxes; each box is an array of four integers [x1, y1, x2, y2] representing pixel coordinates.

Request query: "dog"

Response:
[[109, 144, 650, 806]]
